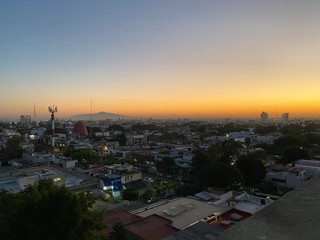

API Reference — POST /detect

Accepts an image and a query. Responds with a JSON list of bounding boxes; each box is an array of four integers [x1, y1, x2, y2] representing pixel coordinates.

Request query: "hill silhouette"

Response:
[[69, 111, 126, 121]]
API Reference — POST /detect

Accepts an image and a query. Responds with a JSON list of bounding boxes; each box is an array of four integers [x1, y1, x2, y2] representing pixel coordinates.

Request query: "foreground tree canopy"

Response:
[[191, 141, 244, 189], [0, 180, 104, 240]]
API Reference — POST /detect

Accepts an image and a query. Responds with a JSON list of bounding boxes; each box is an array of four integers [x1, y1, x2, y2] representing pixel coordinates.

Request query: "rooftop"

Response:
[[100, 210, 141, 236], [125, 214, 178, 240], [0, 166, 97, 192], [208, 208, 252, 230], [218, 174, 320, 240], [135, 197, 230, 229], [164, 221, 223, 240]]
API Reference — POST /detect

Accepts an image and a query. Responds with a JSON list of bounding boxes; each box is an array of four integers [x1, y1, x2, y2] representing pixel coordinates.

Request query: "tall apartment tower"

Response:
[[261, 111, 268, 123], [20, 115, 31, 124], [282, 113, 289, 123]]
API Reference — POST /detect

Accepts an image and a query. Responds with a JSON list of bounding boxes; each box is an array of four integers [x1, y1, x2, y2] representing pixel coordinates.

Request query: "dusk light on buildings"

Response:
[[1, 1, 320, 240]]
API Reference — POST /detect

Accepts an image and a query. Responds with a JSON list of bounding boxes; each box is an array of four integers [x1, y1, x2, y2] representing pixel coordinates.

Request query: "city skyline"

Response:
[[1, 1, 320, 119]]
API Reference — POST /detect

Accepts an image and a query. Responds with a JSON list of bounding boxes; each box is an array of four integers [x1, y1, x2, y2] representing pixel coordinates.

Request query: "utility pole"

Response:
[[48, 105, 58, 163]]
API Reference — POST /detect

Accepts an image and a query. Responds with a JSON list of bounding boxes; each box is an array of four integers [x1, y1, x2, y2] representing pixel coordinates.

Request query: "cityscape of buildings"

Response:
[[1, 110, 320, 239], [1, 1, 320, 239]]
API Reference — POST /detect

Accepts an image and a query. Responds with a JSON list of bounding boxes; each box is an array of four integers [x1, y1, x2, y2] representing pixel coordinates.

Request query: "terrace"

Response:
[[206, 208, 252, 230]]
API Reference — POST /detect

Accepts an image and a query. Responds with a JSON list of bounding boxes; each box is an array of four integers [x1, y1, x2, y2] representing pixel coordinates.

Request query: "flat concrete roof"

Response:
[[136, 198, 230, 230], [218, 174, 320, 240], [125, 214, 178, 240], [164, 221, 223, 240], [0, 165, 97, 192], [100, 210, 141, 236]]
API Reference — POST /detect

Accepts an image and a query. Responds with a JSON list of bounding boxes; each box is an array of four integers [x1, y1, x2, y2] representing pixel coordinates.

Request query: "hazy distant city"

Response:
[[1, 109, 320, 239]]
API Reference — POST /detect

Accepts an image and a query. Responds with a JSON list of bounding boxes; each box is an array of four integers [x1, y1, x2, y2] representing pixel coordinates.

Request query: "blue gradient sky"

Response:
[[1, 1, 320, 120]]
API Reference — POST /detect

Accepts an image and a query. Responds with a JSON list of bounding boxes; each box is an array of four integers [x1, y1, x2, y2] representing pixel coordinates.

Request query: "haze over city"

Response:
[[1, 0, 320, 120]]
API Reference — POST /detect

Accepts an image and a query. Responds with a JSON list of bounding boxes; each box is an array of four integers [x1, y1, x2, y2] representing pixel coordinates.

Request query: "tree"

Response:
[[107, 124, 125, 132], [109, 222, 127, 240], [198, 162, 244, 189], [122, 189, 139, 201], [175, 183, 202, 197], [207, 145, 223, 163], [236, 155, 266, 187], [250, 149, 267, 163], [143, 188, 158, 200], [281, 146, 309, 165], [280, 124, 303, 135], [3, 136, 23, 159], [156, 157, 175, 174], [255, 125, 277, 135], [191, 148, 208, 175], [220, 140, 242, 164], [0, 180, 104, 240], [245, 137, 251, 156], [111, 133, 127, 146]]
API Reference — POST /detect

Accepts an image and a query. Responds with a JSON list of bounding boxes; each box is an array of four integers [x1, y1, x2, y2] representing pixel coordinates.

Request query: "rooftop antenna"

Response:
[[48, 105, 58, 164]]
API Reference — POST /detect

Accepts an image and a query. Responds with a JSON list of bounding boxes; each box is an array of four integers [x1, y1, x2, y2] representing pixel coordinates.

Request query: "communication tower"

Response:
[[48, 105, 58, 163]]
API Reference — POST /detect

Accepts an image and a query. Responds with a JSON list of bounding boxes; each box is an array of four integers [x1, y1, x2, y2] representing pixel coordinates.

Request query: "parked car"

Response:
[[146, 196, 158, 204]]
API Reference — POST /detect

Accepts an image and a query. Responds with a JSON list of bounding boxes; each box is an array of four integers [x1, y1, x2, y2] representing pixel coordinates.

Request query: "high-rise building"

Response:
[[261, 111, 268, 123], [20, 115, 31, 123], [282, 113, 289, 123]]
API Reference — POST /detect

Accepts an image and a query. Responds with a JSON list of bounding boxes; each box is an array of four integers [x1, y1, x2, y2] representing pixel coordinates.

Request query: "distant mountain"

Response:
[[69, 112, 126, 121]]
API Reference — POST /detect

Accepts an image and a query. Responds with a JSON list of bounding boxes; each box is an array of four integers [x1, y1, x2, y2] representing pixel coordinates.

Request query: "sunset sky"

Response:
[[1, 0, 320, 120]]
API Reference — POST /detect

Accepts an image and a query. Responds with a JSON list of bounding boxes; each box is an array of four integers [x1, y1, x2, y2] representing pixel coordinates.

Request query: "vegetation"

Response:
[[158, 131, 186, 143], [236, 154, 266, 187], [131, 123, 159, 132], [109, 222, 127, 240], [0, 136, 23, 162], [156, 157, 175, 174], [110, 133, 127, 146], [197, 162, 244, 189], [107, 124, 125, 132], [175, 183, 202, 196], [122, 189, 139, 201], [0, 180, 105, 240], [191, 142, 244, 189]]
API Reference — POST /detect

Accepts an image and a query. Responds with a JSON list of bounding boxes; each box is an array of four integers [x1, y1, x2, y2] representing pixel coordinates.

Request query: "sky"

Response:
[[1, 0, 320, 120]]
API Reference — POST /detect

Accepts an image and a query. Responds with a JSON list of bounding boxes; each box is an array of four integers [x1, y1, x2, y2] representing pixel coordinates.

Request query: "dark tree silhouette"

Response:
[[0, 180, 104, 240], [122, 189, 139, 201], [236, 155, 266, 186], [156, 157, 175, 174], [109, 222, 127, 240], [281, 146, 309, 165], [198, 162, 244, 189]]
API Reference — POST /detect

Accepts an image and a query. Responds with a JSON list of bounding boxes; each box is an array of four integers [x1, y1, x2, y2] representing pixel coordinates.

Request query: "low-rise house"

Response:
[[134, 197, 230, 230], [265, 167, 308, 191], [0, 166, 96, 193], [293, 159, 320, 177], [126, 134, 147, 146], [98, 173, 122, 198]]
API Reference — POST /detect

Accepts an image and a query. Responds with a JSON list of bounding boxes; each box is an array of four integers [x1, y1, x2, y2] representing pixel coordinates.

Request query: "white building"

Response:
[[292, 159, 320, 177], [265, 167, 308, 190]]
